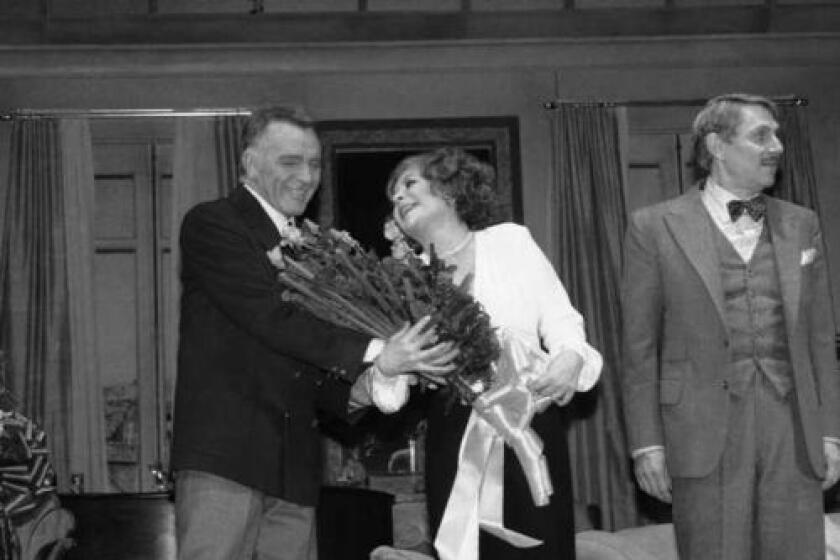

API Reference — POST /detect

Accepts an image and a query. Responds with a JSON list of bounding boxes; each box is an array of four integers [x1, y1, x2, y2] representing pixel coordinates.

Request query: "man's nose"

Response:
[[768, 134, 783, 154], [298, 165, 319, 184]]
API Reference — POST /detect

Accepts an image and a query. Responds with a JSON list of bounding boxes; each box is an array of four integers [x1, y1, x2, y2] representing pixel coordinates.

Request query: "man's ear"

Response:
[[241, 147, 255, 178], [705, 132, 725, 162]]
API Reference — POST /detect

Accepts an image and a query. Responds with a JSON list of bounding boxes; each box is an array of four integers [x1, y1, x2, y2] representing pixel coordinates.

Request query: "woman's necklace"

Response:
[[435, 232, 474, 259]]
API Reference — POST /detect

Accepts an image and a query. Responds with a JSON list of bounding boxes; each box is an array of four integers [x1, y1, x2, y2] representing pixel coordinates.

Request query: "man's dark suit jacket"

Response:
[[171, 186, 370, 506]]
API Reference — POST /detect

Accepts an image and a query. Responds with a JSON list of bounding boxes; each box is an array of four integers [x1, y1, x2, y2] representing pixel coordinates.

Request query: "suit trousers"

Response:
[[671, 374, 824, 560], [175, 470, 317, 560]]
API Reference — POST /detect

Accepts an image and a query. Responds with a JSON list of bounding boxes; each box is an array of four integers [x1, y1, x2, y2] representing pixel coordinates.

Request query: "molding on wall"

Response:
[[1, 6, 839, 45], [0, 32, 838, 79]]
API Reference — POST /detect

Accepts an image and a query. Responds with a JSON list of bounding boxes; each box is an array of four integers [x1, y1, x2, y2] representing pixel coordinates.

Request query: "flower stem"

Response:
[[316, 285, 396, 337], [335, 251, 403, 324], [279, 274, 391, 337], [283, 258, 316, 280], [376, 265, 412, 319]]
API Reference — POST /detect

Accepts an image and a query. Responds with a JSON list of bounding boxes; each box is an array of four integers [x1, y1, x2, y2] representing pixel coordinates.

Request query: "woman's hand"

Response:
[[527, 347, 583, 406], [376, 316, 459, 384]]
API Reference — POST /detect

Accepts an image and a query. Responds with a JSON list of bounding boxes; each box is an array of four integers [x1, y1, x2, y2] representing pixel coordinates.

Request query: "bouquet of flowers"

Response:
[[266, 219, 500, 405]]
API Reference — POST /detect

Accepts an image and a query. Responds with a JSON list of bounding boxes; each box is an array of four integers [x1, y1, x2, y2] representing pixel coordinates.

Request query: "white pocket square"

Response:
[[801, 248, 817, 266]]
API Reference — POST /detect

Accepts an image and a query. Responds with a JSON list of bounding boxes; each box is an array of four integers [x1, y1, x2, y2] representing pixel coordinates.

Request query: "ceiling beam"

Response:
[[0, 6, 838, 46]]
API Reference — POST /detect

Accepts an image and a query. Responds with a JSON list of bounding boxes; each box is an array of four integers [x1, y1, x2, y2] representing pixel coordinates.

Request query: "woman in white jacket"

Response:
[[376, 147, 602, 560]]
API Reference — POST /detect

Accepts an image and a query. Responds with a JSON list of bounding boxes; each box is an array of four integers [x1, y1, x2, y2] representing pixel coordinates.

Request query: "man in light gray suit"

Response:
[[621, 93, 840, 559]]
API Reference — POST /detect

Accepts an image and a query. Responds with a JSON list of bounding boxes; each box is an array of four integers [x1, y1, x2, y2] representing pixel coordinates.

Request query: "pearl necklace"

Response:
[[435, 232, 474, 259]]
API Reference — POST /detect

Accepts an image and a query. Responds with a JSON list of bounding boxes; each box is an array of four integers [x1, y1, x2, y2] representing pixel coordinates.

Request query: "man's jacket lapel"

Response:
[[766, 196, 802, 333], [229, 186, 282, 250], [664, 189, 727, 327]]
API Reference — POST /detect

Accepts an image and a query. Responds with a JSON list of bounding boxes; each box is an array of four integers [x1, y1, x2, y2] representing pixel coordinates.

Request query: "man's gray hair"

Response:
[[687, 93, 778, 181]]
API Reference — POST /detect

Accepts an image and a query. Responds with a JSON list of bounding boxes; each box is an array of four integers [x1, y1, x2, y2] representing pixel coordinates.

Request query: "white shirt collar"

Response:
[[700, 178, 764, 261], [702, 178, 740, 225], [702, 178, 764, 225], [242, 183, 292, 235]]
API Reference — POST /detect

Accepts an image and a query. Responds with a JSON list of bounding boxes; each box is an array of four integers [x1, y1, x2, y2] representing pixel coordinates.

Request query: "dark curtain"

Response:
[[3, 121, 67, 490], [0, 119, 106, 492], [0, 120, 68, 473], [215, 115, 246, 194], [774, 103, 823, 214], [551, 105, 639, 530]]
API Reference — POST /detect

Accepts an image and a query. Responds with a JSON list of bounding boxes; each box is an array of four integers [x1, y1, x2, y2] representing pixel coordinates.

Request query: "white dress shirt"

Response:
[[701, 179, 765, 262]]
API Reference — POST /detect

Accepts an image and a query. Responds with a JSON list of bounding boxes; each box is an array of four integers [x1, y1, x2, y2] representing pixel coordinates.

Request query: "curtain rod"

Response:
[[0, 108, 254, 120], [542, 95, 808, 110]]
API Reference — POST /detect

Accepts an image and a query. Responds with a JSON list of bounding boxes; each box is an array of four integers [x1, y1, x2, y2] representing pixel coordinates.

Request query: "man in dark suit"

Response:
[[171, 106, 455, 560], [621, 93, 840, 559]]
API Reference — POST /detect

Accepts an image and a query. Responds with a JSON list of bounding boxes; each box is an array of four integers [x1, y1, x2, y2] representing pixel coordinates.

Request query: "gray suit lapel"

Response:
[[766, 198, 801, 332], [664, 190, 727, 326]]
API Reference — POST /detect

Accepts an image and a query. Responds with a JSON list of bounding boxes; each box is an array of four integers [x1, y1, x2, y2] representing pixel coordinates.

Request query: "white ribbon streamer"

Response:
[[434, 330, 554, 560]]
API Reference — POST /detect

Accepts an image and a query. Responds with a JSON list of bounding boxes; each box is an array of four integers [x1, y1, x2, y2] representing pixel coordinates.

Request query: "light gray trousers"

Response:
[[671, 375, 824, 560], [175, 470, 317, 560]]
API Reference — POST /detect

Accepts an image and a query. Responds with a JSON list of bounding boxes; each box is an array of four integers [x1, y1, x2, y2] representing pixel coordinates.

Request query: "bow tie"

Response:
[[727, 197, 766, 222]]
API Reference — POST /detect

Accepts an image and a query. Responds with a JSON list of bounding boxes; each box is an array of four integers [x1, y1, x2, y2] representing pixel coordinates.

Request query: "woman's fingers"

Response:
[[413, 345, 458, 374], [378, 319, 458, 377], [417, 372, 449, 386], [404, 315, 433, 337], [523, 349, 583, 402], [528, 377, 572, 395], [553, 391, 574, 406]]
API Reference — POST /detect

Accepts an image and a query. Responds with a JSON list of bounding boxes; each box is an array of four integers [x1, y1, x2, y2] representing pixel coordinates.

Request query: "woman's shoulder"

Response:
[[476, 223, 538, 264], [480, 221, 531, 241]]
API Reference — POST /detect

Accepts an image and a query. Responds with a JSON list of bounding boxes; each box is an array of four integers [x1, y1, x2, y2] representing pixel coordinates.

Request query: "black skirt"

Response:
[[423, 396, 576, 560]]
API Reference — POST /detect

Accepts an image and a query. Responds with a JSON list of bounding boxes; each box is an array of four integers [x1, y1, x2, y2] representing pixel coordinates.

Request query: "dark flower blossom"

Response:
[[267, 219, 499, 404]]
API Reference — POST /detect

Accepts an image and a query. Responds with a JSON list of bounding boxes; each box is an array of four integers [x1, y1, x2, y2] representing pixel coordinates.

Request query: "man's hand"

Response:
[[824, 440, 840, 490], [376, 316, 458, 384], [527, 347, 583, 406], [634, 448, 672, 503]]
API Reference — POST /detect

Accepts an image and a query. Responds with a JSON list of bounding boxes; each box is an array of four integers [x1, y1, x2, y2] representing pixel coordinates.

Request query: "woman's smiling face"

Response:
[[390, 164, 453, 238]]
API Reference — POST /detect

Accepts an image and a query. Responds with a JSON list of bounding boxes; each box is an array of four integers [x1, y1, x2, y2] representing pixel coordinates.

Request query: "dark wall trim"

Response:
[[1, 6, 839, 46]]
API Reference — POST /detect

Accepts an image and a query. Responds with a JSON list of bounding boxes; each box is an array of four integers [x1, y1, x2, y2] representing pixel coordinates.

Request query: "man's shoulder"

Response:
[[766, 193, 818, 221], [185, 196, 225, 216], [183, 189, 242, 224], [630, 187, 700, 223]]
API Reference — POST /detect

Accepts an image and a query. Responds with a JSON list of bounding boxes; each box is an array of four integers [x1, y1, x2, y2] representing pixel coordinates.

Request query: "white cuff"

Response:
[[364, 339, 385, 363], [369, 365, 410, 414], [631, 445, 665, 459]]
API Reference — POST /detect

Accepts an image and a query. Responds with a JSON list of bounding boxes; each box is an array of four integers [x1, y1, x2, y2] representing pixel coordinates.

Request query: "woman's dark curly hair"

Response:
[[386, 147, 501, 230]]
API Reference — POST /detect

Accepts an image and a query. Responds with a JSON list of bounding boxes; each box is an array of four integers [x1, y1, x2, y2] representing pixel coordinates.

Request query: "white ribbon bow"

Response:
[[434, 330, 554, 560]]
